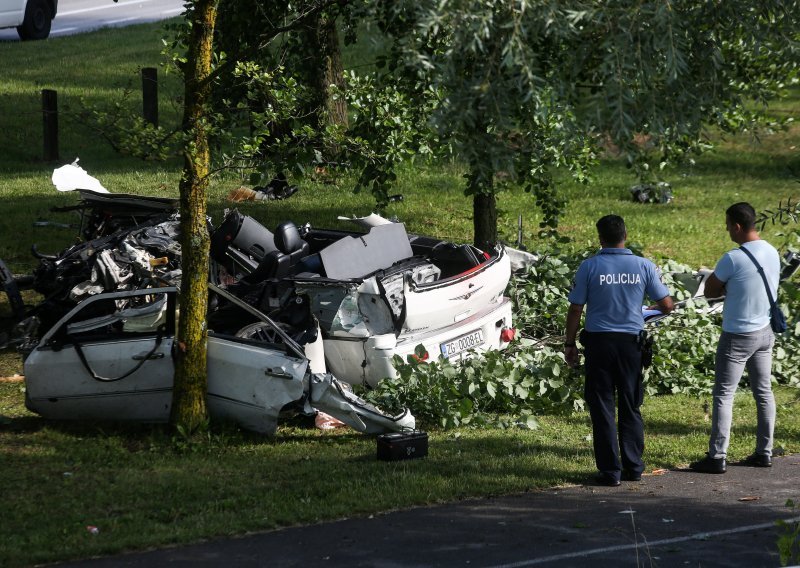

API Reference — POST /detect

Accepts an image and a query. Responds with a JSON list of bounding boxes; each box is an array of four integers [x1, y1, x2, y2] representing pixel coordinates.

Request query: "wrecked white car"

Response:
[[2, 188, 515, 432], [22, 285, 415, 436], [209, 209, 515, 387]]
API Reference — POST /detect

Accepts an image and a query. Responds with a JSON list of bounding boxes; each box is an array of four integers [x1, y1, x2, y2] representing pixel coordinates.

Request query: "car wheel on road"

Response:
[[17, 0, 51, 41]]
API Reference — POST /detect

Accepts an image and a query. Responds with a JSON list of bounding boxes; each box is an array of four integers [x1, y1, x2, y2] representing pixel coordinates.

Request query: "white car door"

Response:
[[24, 289, 176, 422], [25, 285, 311, 435], [0, 1, 25, 27], [206, 335, 308, 435]]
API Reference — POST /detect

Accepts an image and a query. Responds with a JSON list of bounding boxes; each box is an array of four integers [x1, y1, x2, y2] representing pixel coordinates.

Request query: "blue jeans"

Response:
[[709, 325, 775, 459]]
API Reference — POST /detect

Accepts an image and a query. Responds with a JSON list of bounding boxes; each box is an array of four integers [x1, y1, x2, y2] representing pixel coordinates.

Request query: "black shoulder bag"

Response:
[[739, 245, 787, 334]]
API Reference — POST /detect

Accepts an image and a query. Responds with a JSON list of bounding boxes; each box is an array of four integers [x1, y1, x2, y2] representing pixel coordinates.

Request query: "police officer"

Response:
[[565, 215, 674, 486]]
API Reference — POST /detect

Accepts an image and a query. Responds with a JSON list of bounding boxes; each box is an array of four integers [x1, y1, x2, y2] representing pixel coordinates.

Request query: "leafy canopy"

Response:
[[373, 0, 800, 231]]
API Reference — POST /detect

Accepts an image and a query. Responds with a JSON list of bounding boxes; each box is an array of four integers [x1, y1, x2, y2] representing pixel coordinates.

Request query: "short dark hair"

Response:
[[726, 202, 756, 230], [596, 215, 626, 245]]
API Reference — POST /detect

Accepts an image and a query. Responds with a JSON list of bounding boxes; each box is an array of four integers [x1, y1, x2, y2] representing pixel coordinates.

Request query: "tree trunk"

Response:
[[468, 156, 498, 251], [171, 0, 218, 434], [305, 10, 347, 159], [318, 14, 348, 131], [473, 191, 498, 252]]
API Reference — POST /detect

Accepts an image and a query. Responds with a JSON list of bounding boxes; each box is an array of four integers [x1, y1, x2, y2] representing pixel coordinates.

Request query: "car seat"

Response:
[[251, 221, 310, 280]]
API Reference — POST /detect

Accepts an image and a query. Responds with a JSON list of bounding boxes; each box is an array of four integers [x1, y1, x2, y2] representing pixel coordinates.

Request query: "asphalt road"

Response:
[[58, 454, 800, 568], [0, 0, 184, 41]]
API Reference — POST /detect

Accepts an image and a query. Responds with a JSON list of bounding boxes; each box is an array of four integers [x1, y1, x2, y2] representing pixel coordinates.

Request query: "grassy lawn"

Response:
[[2, 380, 799, 568], [1, 20, 799, 567]]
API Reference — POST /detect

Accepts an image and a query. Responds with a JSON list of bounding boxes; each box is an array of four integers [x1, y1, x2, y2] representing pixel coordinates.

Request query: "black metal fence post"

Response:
[[42, 89, 59, 162], [142, 67, 158, 127]]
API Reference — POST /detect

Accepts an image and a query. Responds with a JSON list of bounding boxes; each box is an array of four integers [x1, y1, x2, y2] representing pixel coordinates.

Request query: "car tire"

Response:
[[235, 322, 289, 345], [17, 0, 52, 41]]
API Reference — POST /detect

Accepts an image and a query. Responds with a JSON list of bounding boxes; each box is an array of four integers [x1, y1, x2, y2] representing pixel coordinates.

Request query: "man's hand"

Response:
[[654, 294, 675, 315], [703, 272, 726, 299], [565, 344, 580, 367]]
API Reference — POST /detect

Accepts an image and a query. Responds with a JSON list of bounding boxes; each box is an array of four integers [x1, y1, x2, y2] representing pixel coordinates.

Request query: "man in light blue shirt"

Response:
[[691, 202, 780, 473], [565, 215, 673, 486]]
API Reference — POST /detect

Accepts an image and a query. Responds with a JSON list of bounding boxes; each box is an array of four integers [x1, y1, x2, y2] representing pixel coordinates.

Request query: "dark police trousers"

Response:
[[581, 331, 644, 480]]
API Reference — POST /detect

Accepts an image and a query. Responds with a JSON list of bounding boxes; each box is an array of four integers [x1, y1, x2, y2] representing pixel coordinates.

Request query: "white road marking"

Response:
[[485, 516, 800, 568]]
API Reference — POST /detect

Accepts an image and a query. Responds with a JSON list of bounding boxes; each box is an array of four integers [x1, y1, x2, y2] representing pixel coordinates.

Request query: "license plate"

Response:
[[440, 329, 484, 358]]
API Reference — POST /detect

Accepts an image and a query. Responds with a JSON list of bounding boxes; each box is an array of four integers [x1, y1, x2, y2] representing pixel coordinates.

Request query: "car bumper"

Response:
[[324, 297, 514, 387]]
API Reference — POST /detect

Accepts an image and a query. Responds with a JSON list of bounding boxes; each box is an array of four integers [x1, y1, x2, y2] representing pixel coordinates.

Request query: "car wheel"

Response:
[[17, 0, 51, 41], [235, 322, 289, 344]]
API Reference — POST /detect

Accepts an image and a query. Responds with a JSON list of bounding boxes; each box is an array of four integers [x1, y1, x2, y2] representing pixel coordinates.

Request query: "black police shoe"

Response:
[[690, 453, 726, 474], [592, 473, 621, 487], [737, 453, 772, 468], [621, 469, 642, 482]]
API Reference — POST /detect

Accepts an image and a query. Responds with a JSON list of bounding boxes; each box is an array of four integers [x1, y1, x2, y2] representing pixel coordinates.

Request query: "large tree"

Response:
[[168, 0, 344, 432], [170, 0, 218, 432], [375, 1, 800, 248]]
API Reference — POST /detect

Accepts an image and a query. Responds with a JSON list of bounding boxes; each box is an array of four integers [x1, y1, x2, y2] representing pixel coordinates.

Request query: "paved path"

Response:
[[60, 454, 800, 568]]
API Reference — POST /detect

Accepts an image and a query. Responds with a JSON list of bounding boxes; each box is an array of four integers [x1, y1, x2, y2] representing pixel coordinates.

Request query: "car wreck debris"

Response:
[[3, 180, 517, 436]]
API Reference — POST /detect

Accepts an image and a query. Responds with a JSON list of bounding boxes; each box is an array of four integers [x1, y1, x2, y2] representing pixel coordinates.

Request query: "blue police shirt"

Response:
[[568, 248, 670, 334]]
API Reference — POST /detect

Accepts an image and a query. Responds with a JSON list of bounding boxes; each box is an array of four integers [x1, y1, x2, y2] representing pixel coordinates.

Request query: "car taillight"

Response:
[[500, 328, 516, 343]]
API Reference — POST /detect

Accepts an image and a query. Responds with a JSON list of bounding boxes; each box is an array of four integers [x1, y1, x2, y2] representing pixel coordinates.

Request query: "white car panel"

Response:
[[324, 296, 513, 387], [402, 249, 510, 334], [25, 336, 175, 422], [206, 335, 308, 435], [0, 0, 25, 26]]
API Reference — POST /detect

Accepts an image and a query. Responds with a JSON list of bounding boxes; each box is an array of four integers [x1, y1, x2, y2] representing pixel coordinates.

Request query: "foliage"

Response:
[[510, 254, 723, 400], [340, 71, 438, 208], [374, 0, 800, 245], [41, 1, 800, 249], [644, 301, 719, 395], [638, 260, 719, 395], [225, 61, 322, 180], [757, 198, 800, 232], [361, 344, 584, 430], [762, 202, 800, 387], [777, 499, 800, 567], [66, 83, 183, 161], [507, 247, 589, 339], [375, 1, 598, 240]]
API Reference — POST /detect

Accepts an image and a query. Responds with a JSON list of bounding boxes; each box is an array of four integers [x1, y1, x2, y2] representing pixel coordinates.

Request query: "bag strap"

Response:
[[738, 245, 778, 309]]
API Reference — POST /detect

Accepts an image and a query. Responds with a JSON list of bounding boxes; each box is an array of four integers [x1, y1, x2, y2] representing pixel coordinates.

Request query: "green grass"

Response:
[[1, 20, 800, 567], [1, 381, 799, 567]]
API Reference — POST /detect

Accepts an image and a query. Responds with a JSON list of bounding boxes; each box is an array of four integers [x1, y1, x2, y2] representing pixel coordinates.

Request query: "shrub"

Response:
[[362, 344, 584, 430]]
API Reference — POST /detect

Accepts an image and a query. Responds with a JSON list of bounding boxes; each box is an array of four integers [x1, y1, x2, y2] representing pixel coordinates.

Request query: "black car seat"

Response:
[[251, 221, 310, 280]]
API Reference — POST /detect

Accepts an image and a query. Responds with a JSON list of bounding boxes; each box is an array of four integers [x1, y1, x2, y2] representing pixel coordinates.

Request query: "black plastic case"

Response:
[[377, 431, 428, 461]]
